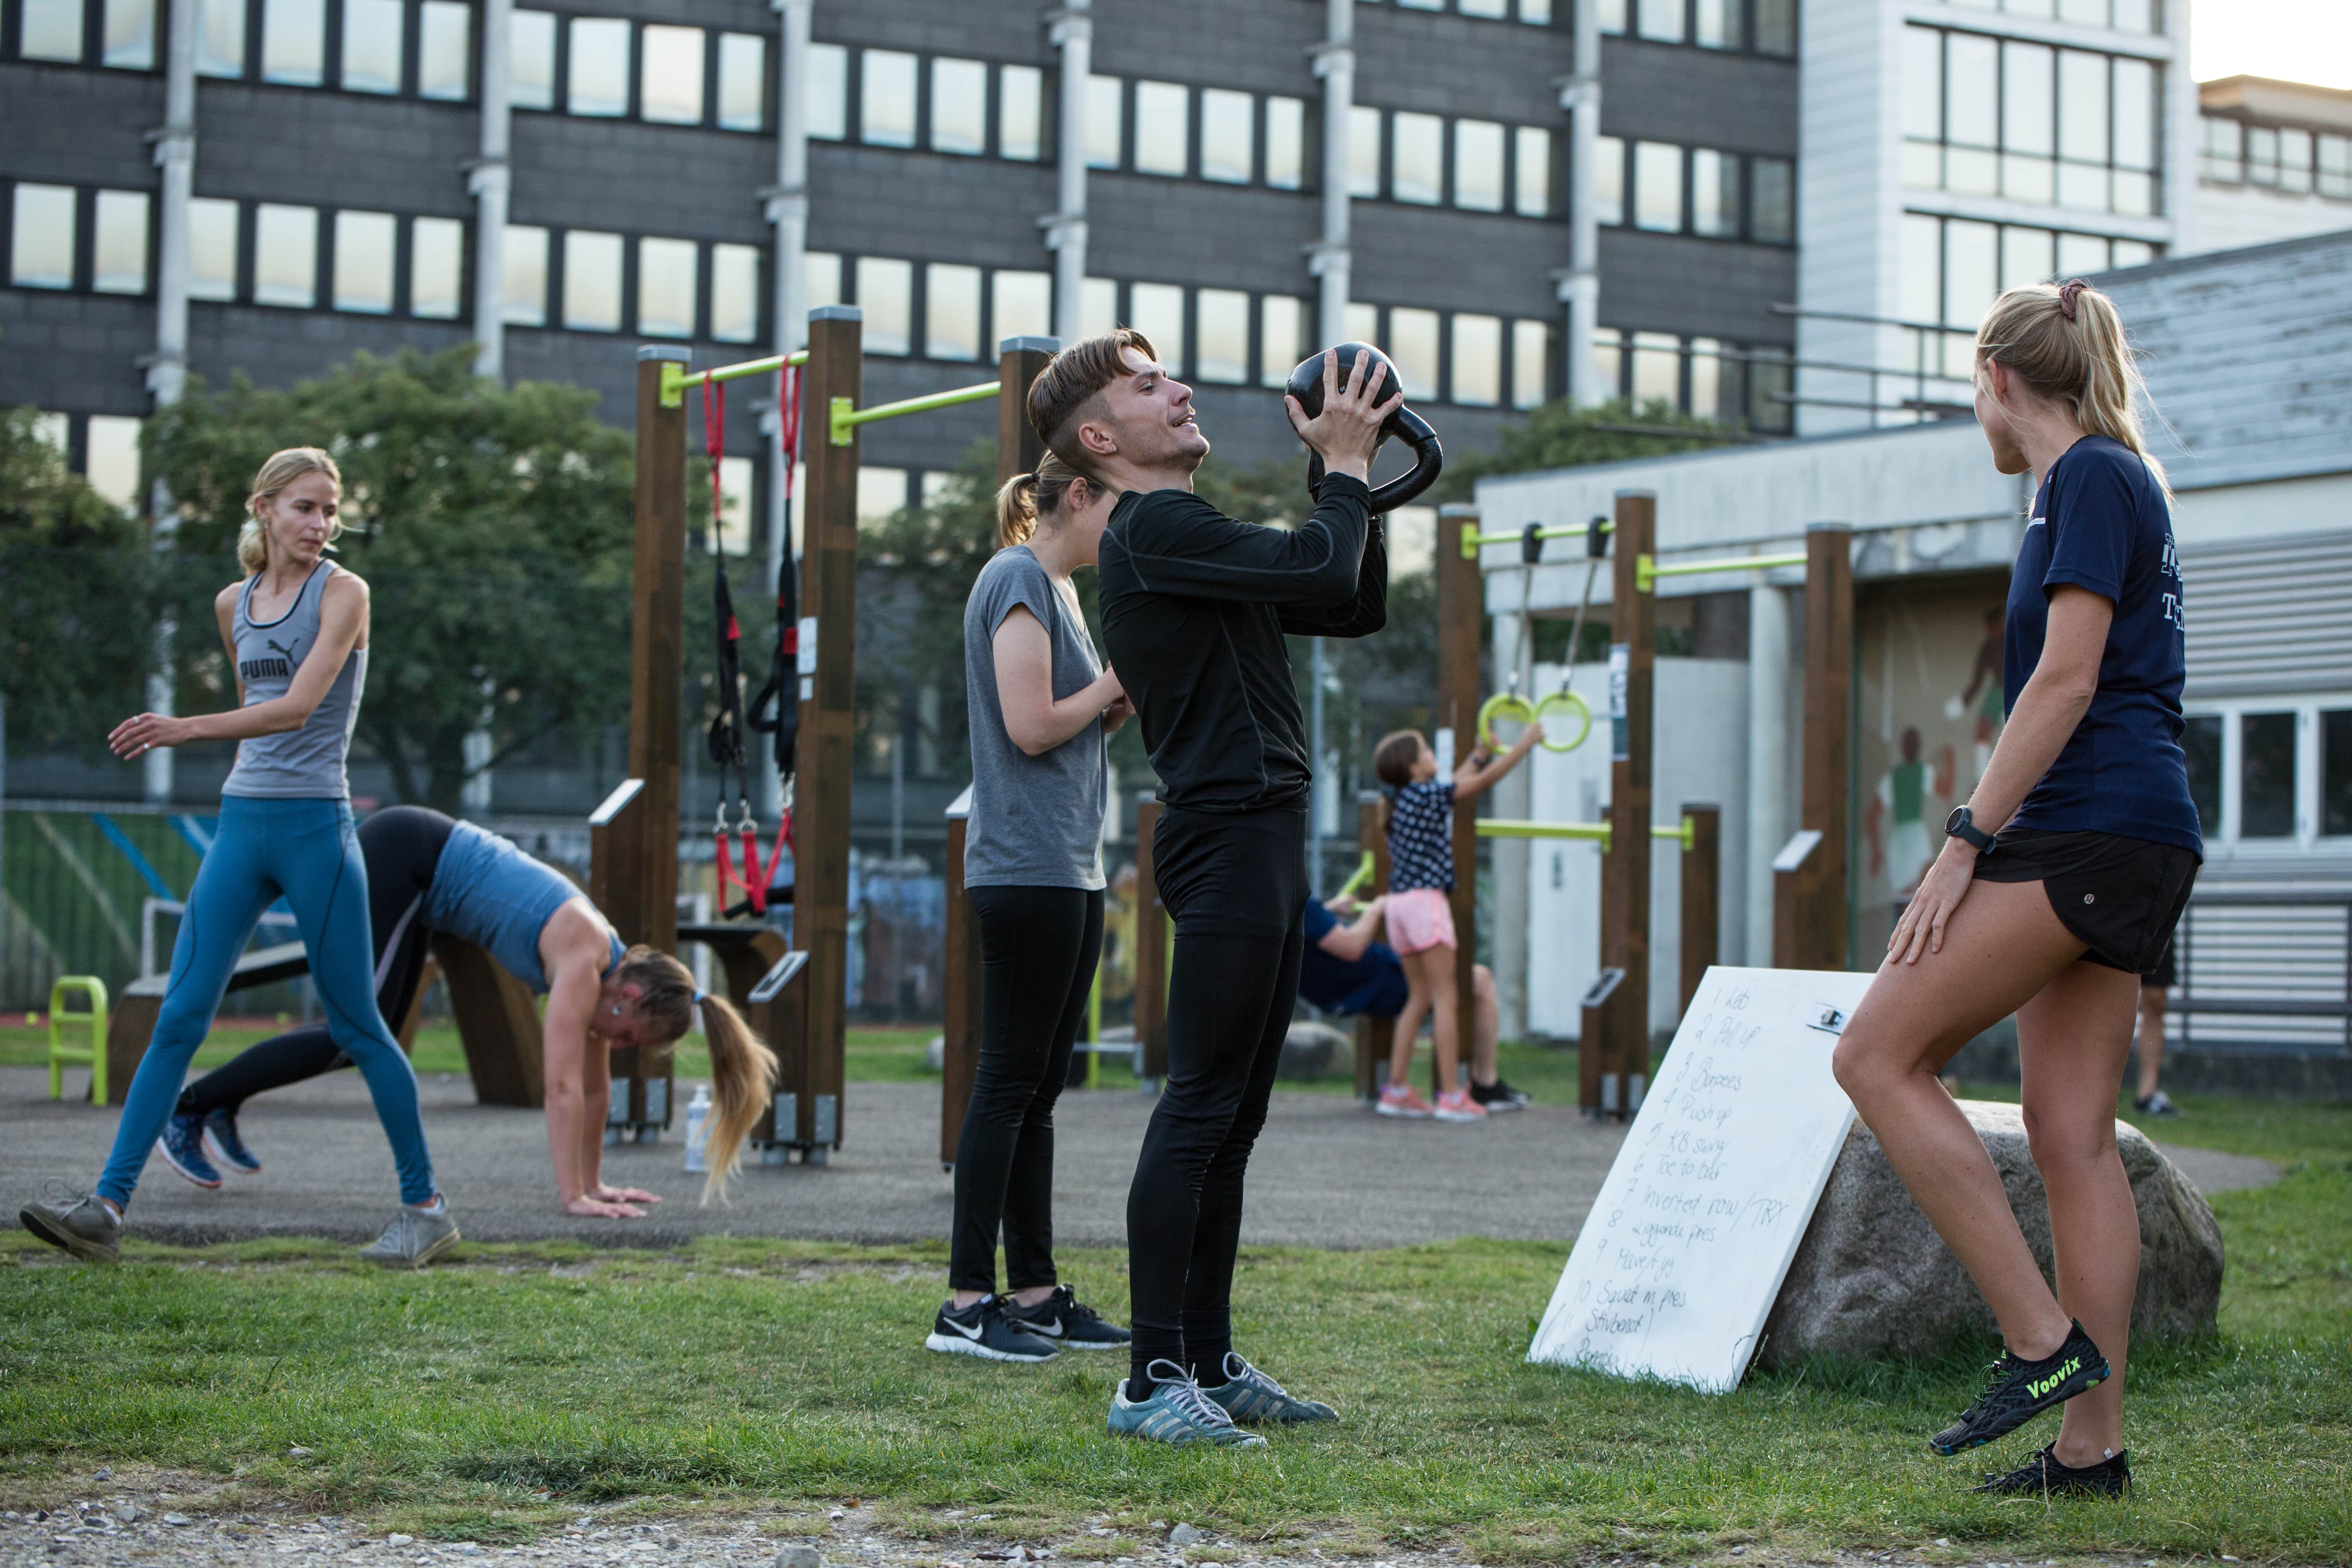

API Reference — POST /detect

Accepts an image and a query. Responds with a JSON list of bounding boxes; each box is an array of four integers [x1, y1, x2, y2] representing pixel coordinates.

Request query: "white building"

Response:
[[2193, 76, 2352, 254]]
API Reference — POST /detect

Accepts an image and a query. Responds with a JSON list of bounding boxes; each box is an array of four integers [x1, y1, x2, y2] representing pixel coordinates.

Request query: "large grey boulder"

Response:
[[1279, 1021, 1347, 1081], [1757, 1099, 2223, 1367]]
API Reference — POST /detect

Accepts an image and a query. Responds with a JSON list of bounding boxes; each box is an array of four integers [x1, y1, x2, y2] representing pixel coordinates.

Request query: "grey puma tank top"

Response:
[[221, 560, 367, 800]]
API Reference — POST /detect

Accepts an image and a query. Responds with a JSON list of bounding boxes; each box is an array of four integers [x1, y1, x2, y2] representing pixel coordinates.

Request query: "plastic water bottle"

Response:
[[682, 1083, 712, 1173]]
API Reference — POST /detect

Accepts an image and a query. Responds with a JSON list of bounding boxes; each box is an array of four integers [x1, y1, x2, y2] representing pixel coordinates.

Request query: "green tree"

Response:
[[146, 347, 638, 811]]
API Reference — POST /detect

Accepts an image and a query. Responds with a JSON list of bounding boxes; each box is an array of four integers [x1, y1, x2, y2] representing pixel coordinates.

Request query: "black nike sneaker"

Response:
[[1470, 1077, 1531, 1112], [1973, 1443, 2131, 1499], [924, 1297, 1059, 1363], [1929, 1321, 2110, 1456], [1003, 1283, 1132, 1350]]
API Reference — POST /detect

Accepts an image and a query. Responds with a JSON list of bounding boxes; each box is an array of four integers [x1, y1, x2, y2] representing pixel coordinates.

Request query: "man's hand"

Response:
[[1284, 348, 1405, 484]]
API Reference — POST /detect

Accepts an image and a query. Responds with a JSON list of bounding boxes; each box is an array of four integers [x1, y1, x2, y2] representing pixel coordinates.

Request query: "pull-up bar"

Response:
[[829, 380, 1002, 446], [1457, 519, 1613, 559], [659, 349, 810, 408], [1470, 815, 1697, 853], [1634, 550, 1808, 594]]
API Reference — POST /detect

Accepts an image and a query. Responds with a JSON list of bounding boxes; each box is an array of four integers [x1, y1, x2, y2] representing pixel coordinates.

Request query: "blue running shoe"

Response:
[[156, 1114, 222, 1189], [1201, 1353, 1338, 1424], [201, 1110, 262, 1175], [1107, 1360, 1267, 1448]]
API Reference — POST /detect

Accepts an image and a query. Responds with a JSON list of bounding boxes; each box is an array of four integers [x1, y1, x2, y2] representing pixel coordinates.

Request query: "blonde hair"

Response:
[[993, 452, 1094, 549], [238, 447, 343, 574], [611, 945, 778, 1205], [1976, 280, 2170, 502]]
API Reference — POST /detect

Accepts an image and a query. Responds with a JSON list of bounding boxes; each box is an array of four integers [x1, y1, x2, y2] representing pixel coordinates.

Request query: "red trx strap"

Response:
[[744, 363, 803, 907], [702, 379, 790, 917]]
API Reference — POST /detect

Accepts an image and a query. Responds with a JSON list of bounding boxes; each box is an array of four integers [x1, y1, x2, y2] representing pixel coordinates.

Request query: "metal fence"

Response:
[[2173, 892, 2352, 1056]]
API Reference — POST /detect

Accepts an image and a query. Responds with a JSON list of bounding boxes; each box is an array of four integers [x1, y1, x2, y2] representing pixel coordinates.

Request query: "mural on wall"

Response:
[[1854, 573, 2013, 956]]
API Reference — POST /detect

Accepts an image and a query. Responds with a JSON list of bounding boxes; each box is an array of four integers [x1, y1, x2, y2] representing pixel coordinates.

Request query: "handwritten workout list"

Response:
[[1526, 965, 1875, 1393]]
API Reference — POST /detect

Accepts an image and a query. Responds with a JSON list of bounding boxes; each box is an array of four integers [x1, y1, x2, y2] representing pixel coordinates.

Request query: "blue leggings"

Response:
[[98, 797, 437, 1208]]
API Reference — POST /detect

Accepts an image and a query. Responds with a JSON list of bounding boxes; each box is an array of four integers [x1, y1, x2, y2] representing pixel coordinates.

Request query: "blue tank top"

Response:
[[424, 822, 622, 993]]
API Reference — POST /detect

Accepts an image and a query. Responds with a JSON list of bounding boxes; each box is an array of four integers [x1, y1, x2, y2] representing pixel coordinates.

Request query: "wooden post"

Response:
[[1353, 791, 1393, 1101], [433, 935, 547, 1105], [940, 792, 980, 1168], [1679, 804, 1720, 1019], [997, 335, 1054, 482], [1435, 506, 1482, 1102], [1600, 489, 1655, 1117], [1134, 798, 1168, 1080], [1799, 522, 1853, 971]]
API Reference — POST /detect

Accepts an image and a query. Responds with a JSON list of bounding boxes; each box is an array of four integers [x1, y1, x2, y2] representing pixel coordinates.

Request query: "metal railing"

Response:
[[2172, 891, 2352, 1056]]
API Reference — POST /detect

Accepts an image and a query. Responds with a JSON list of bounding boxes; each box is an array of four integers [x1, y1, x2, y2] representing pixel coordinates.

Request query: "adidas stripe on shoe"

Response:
[[1108, 1360, 1266, 1447]]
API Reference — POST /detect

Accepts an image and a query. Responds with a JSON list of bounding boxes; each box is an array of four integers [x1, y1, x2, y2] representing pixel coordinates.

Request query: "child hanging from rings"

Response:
[[1370, 722, 1543, 1121]]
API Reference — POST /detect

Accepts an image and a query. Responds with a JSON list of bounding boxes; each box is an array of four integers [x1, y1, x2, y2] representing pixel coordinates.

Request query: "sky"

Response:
[[2193, 0, 2352, 90]]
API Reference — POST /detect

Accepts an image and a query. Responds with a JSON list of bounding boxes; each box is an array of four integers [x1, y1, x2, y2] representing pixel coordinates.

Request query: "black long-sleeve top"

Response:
[[1098, 472, 1385, 814]]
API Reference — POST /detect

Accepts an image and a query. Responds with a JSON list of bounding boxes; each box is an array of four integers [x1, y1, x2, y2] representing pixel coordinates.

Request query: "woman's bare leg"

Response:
[[2017, 961, 2141, 1464], [2134, 985, 2167, 1102], [1830, 879, 2089, 1359]]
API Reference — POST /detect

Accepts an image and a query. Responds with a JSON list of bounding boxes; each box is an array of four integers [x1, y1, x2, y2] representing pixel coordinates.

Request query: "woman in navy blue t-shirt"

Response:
[[1833, 280, 2198, 1499]]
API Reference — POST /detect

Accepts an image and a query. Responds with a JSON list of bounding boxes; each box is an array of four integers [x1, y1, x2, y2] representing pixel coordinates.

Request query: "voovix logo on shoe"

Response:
[[2027, 1356, 2082, 1398]]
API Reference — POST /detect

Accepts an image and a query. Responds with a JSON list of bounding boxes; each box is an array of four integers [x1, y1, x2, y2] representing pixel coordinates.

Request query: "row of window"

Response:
[[13, 0, 477, 95], [1899, 212, 2158, 376], [1595, 0, 1796, 58], [1360, 0, 1557, 24], [1933, 0, 2161, 35], [1902, 25, 2163, 219], [25, 409, 144, 513], [2199, 117, 2352, 201], [1588, 328, 1791, 431], [1593, 137, 1793, 243], [2182, 706, 2352, 847]]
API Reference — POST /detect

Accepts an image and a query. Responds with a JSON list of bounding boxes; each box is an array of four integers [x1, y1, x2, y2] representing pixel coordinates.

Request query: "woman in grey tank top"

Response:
[[17, 448, 457, 1271]]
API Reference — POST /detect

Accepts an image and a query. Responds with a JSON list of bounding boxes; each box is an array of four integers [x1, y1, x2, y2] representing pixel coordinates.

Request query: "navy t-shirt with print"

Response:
[[1387, 779, 1457, 893], [2002, 435, 2201, 856]]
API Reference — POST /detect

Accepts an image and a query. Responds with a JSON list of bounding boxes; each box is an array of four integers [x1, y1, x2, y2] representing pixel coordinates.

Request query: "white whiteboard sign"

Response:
[[1527, 965, 1875, 1393]]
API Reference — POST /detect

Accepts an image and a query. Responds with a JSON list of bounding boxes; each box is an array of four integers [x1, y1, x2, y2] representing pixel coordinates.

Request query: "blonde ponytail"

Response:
[[991, 452, 1093, 551], [239, 446, 344, 574], [1976, 280, 2171, 502], [608, 944, 780, 1205]]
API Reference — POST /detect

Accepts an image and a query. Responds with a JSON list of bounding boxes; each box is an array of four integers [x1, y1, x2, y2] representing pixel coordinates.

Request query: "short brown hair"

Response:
[[1373, 730, 1426, 789], [1026, 328, 1157, 472]]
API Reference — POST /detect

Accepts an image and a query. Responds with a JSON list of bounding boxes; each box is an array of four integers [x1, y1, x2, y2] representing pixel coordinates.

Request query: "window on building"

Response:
[[1266, 95, 1305, 190], [563, 230, 622, 331], [2181, 713, 2221, 837], [85, 415, 142, 511], [1202, 88, 1254, 184], [20, 0, 83, 60], [1595, 0, 1625, 31], [1000, 64, 1044, 160], [11, 185, 76, 289], [710, 242, 758, 342], [926, 262, 981, 359], [860, 49, 917, 146], [1454, 119, 1504, 211], [1392, 112, 1444, 204], [1594, 135, 1624, 225], [105, 0, 155, 68], [1689, 336, 1722, 418], [342, 0, 401, 93], [1135, 81, 1190, 177], [1082, 276, 1118, 338], [930, 57, 987, 155], [1515, 126, 1551, 216], [2056, 229, 2110, 275], [1592, 328, 1624, 397], [1512, 318, 1549, 408], [1636, 0, 1682, 43], [1460, 0, 1507, 15], [503, 223, 546, 325], [857, 467, 908, 522], [2322, 134, 2352, 199], [331, 209, 394, 312], [92, 190, 150, 294], [1349, 106, 1383, 197], [2112, 57, 2155, 213], [2002, 40, 2055, 203], [2240, 711, 2298, 838], [993, 269, 1052, 343], [1754, 0, 1794, 55], [1901, 26, 1941, 189], [637, 236, 697, 338], [1129, 281, 1187, 373], [1691, 148, 1736, 237], [2199, 116, 2241, 182], [1695, 0, 1736, 47], [1634, 141, 1682, 231], [1752, 157, 1792, 241], [1631, 331, 1679, 408], [189, 196, 239, 300], [2322, 710, 2352, 837], [262, 0, 326, 85], [196, 0, 244, 75], [1260, 294, 1305, 387], [1389, 308, 1440, 399], [1746, 347, 1790, 430], [712, 33, 763, 130], [254, 203, 318, 307], [1086, 74, 1124, 169], [418, 1, 467, 98], [1999, 224, 2054, 290], [805, 249, 841, 308], [711, 455, 754, 556], [568, 17, 630, 117], [1194, 288, 1249, 384], [806, 42, 847, 139], [2111, 238, 2153, 268], [2056, 48, 2109, 210], [1346, 301, 1378, 346], [857, 256, 912, 354], [410, 215, 462, 318], [641, 26, 705, 124], [510, 10, 554, 109], [1899, 213, 1940, 328], [1451, 313, 1501, 406], [1944, 215, 1997, 337]]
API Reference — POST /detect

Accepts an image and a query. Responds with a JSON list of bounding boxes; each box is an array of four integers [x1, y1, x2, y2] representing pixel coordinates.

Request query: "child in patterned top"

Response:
[[1369, 723, 1543, 1122]]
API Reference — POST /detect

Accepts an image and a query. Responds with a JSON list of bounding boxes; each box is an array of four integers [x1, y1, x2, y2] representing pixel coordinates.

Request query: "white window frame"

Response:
[[2181, 695, 2352, 853]]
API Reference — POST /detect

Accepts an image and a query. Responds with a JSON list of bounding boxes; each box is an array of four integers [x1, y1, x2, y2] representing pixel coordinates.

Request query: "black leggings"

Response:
[[1126, 805, 1308, 1391], [948, 885, 1105, 1294], [175, 805, 453, 1120]]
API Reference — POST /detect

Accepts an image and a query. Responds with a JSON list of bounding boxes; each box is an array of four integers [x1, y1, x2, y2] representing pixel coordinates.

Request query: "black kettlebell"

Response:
[[1284, 342, 1445, 513]]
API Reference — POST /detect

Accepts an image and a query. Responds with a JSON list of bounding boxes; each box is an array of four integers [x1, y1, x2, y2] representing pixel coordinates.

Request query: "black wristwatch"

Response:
[[1945, 805, 1996, 856]]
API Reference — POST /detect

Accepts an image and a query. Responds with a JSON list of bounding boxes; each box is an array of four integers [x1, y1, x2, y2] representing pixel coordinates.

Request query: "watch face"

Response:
[[1946, 807, 1968, 834]]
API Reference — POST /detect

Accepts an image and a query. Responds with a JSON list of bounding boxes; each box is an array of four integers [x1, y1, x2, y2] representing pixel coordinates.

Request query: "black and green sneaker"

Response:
[[1972, 1443, 2130, 1499], [1929, 1321, 2109, 1456]]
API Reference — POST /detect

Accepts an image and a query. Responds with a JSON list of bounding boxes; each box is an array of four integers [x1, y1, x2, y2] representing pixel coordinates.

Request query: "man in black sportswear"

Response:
[[1028, 332, 1396, 1439]]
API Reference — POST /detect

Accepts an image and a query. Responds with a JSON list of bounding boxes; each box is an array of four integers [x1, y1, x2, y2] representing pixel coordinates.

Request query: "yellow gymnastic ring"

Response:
[[1533, 689, 1593, 752], [1478, 692, 1539, 751]]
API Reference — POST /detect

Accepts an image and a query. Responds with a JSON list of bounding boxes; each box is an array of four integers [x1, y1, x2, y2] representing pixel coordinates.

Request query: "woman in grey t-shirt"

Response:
[[926, 453, 1136, 1363]]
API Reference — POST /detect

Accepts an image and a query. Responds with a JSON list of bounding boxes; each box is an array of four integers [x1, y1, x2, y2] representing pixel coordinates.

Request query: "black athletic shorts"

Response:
[[1972, 828, 2197, 975], [2140, 936, 2176, 989]]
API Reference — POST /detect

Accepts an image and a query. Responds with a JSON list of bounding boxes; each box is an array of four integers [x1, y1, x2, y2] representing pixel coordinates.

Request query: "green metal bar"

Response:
[[1475, 818, 1612, 851], [1634, 550, 1808, 594], [829, 379, 1002, 445], [1459, 519, 1615, 560], [1333, 850, 1376, 902], [658, 349, 808, 408], [1653, 814, 1696, 852]]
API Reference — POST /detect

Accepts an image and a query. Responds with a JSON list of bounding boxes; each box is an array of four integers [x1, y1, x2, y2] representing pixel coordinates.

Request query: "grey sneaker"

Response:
[[19, 1180, 122, 1263], [1107, 1360, 1268, 1447], [358, 1202, 460, 1269], [1202, 1352, 1339, 1424]]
